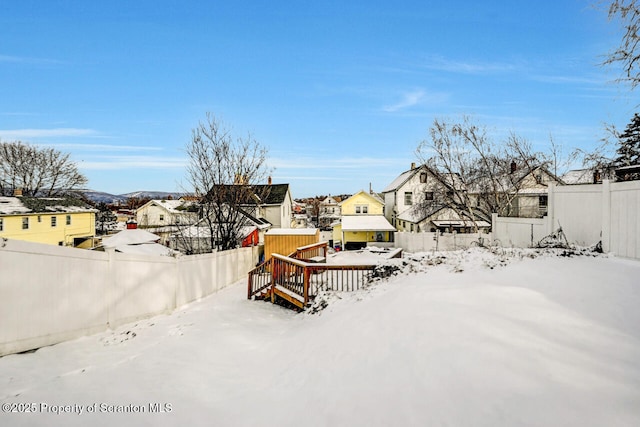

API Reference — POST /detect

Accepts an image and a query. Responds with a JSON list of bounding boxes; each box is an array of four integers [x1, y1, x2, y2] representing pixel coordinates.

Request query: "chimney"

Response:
[[13, 188, 23, 197], [268, 176, 272, 185], [593, 170, 601, 184], [510, 161, 517, 174], [369, 182, 372, 194], [411, 162, 416, 170]]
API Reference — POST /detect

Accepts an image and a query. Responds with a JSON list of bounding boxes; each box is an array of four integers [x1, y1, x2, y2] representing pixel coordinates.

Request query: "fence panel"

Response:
[[0, 239, 256, 356]]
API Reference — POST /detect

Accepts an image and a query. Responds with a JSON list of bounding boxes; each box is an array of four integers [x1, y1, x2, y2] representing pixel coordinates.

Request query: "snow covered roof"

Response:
[[0, 197, 31, 215], [382, 169, 415, 193], [0, 196, 95, 215], [340, 215, 396, 232], [396, 204, 449, 223], [140, 199, 196, 214], [113, 243, 173, 256], [266, 228, 318, 235], [102, 229, 161, 248], [100, 229, 174, 256], [562, 169, 598, 185]]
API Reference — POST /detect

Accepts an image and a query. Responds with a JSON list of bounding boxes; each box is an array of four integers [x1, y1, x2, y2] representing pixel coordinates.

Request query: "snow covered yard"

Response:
[[1, 248, 640, 427]]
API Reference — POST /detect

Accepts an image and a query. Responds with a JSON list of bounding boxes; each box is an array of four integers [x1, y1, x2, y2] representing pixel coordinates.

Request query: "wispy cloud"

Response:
[[529, 74, 604, 85], [270, 156, 408, 170], [422, 56, 518, 74], [41, 143, 163, 152], [79, 155, 188, 170], [383, 90, 426, 112], [0, 128, 97, 139]]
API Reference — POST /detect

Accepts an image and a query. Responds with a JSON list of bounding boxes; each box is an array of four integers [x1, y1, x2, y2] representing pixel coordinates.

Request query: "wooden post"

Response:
[[271, 259, 277, 303], [303, 267, 311, 306]]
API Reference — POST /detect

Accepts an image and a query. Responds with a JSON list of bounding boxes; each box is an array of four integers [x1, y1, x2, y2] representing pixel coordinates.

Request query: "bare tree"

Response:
[[184, 113, 271, 252], [602, 0, 640, 89], [571, 122, 619, 180], [416, 116, 551, 225], [0, 140, 87, 197]]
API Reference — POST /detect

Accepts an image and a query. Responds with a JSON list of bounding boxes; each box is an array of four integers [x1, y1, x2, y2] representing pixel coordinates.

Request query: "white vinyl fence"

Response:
[[0, 239, 258, 356], [395, 231, 492, 253], [492, 180, 640, 259]]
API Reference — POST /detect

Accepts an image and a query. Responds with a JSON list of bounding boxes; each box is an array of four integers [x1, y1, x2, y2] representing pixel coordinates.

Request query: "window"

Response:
[[38, 215, 42, 222], [66, 215, 71, 225], [404, 192, 413, 205], [355, 205, 368, 214], [159, 214, 165, 221], [425, 192, 434, 201], [51, 216, 57, 227], [0, 218, 3, 231], [420, 172, 427, 183], [539, 195, 548, 207], [22, 217, 29, 230]]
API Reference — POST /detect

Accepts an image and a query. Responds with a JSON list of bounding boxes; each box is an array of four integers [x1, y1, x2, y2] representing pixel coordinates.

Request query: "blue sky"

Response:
[[0, 0, 636, 198]]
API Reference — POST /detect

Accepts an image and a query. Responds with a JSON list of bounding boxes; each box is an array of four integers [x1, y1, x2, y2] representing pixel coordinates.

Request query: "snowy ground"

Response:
[[1, 248, 640, 427]]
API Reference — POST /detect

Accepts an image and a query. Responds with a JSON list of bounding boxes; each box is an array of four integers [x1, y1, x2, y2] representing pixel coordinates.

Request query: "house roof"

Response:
[[139, 199, 196, 214], [102, 229, 161, 248], [0, 197, 31, 215], [172, 224, 257, 239], [265, 228, 318, 236], [207, 184, 290, 206], [382, 164, 461, 193], [339, 190, 384, 207], [382, 168, 418, 193], [339, 215, 396, 232], [113, 242, 173, 256], [251, 184, 290, 205], [397, 204, 446, 223], [0, 196, 95, 215]]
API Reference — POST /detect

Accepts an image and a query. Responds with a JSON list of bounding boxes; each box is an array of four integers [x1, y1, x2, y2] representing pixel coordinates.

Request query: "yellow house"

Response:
[[0, 196, 96, 248], [332, 190, 396, 250]]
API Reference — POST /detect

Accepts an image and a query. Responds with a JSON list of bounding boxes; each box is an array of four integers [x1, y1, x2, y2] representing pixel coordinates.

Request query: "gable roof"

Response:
[[139, 199, 196, 214], [382, 166, 425, 193], [382, 164, 460, 193], [339, 190, 384, 207]]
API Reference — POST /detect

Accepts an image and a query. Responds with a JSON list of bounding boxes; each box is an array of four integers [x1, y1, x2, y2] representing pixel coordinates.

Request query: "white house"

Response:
[[136, 199, 199, 228]]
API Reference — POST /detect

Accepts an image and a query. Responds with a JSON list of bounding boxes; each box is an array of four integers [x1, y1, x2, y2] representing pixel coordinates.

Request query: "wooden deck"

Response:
[[247, 241, 384, 311]]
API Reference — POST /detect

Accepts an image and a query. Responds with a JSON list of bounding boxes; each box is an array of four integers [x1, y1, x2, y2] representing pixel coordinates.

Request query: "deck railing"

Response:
[[247, 259, 272, 300], [248, 252, 376, 308], [288, 241, 328, 261]]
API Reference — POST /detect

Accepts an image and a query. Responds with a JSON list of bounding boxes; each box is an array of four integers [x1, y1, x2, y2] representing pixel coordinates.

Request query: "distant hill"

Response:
[[79, 190, 127, 204], [119, 191, 184, 200], [79, 190, 184, 204]]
